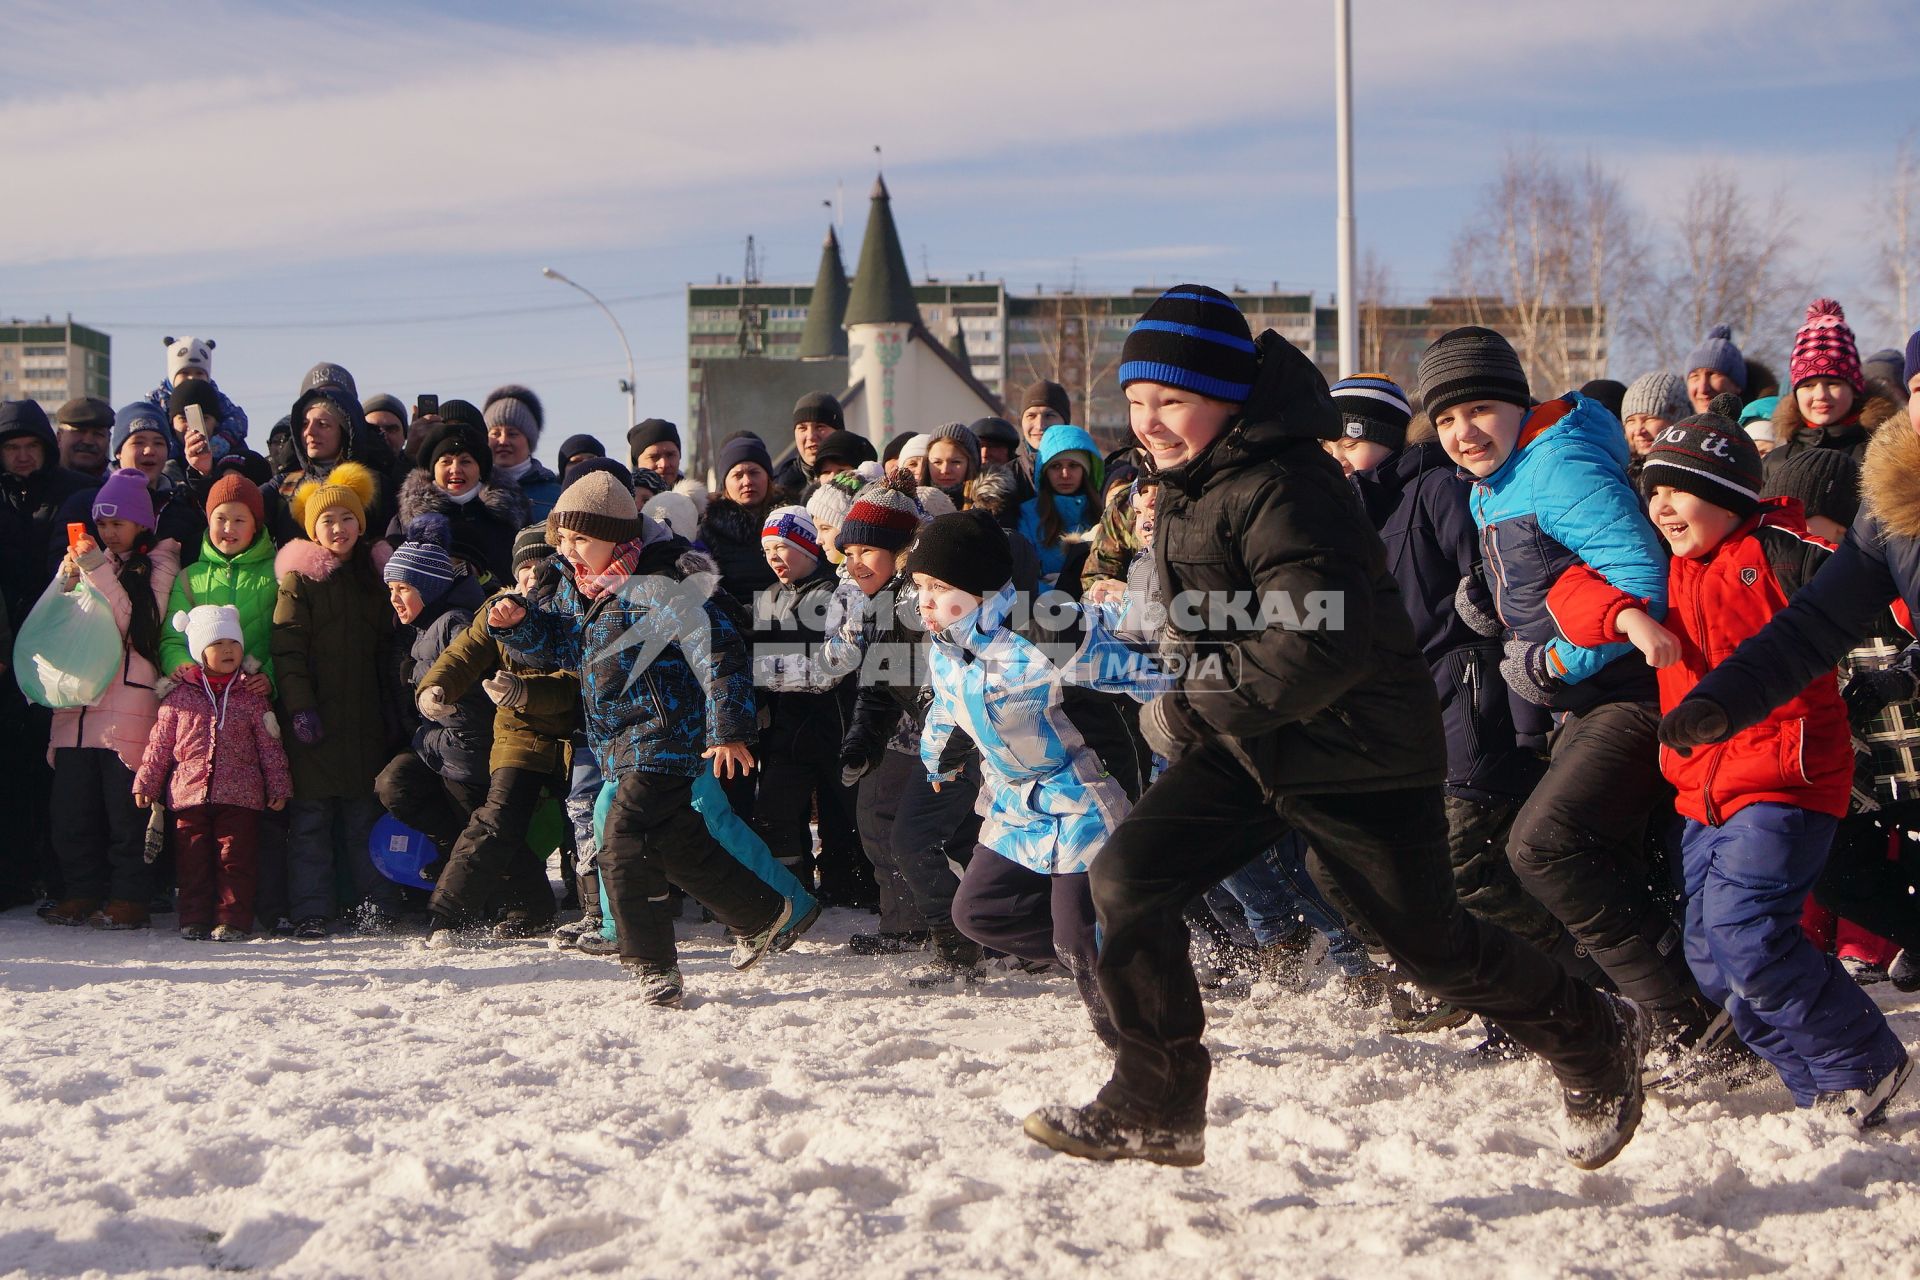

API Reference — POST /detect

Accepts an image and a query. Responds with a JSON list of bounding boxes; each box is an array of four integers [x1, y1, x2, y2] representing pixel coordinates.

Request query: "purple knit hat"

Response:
[[91, 467, 155, 532]]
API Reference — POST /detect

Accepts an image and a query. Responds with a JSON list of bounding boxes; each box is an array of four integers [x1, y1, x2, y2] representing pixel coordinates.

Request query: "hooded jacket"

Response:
[[142, 377, 251, 459], [420, 571, 580, 778], [387, 469, 530, 589], [1016, 425, 1103, 585], [133, 671, 291, 812], [383, 575, 492, 784], [1688, 420, 1920, 741], [271, 540, 394, 800], [1467, 392, 1666, 712], [490, 522, 755, 780], [1150, 331, 1445, 797], [0, 401, 97, 624]]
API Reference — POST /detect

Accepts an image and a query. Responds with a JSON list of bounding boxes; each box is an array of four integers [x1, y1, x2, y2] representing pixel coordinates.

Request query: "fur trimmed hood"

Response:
[[699, 494, 785, 544], [275, 538, 344, 582], [395, 468, 530, 529], [1862, 416, 1920, 540], [1771, 389, 1903, 441]]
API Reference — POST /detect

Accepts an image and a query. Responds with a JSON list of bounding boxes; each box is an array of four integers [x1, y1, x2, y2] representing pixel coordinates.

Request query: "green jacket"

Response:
[[422, 600, 579, 777], [271, 540, 394, 801], [159, 532, 281, 686]]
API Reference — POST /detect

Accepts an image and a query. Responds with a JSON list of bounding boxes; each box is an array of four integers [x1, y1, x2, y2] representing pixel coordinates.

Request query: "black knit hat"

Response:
[[1762, 448, 1862, 529], [562, 455, 633, 492], [362, 393, 409, 427], [793, 391, 844, 431], [167, 378, 224, 425], [1329, 373, 1414, 451], [971, 417, 1020, 449], [1021, 380, 1072, 421], [1416, 327, 1531, 421], [1580, 379, 1627, 420], [908, 509, 1013, 597], [1118, 285, 1257, 403], [1640, 393, 1762, 519], [438, 399, 485, 432], [814, 429, 877, 470], [419, 420, 494, 482], [626, 418, 680, 463], [882, 432, 916, 463], [717, 432, 773, 479], [556, 433, 605, 469]]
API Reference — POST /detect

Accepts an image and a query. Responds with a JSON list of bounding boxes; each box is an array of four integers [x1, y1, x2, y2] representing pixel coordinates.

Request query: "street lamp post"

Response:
[[1334, 0, 1357, 379], [542, 266, 637, 430]]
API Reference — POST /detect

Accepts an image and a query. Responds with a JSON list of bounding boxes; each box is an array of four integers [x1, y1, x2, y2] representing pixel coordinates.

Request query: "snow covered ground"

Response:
[[3, 906, 1918, 1280]]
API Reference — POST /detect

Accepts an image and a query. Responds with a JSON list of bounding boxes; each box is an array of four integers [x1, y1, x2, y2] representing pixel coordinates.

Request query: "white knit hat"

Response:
[[173, 604, 244, 661], [165, 336, 214, 381], [899, 434, 931, 464]]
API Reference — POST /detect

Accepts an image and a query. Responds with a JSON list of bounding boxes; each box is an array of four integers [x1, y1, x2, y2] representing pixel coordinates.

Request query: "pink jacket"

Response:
[[48, 541, 181, 773], [133, 673, 293, 812]]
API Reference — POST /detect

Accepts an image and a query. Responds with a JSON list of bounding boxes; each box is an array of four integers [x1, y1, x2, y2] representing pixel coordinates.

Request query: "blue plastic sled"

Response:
[[369, 814, 440, 888]]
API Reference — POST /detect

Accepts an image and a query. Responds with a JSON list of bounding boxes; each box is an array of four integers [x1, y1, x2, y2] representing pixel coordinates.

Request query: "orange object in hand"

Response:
[[67, 522, 86, 551]]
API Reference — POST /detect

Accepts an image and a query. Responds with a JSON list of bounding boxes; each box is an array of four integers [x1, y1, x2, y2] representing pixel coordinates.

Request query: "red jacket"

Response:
[[1548, 499, 1851, 825]]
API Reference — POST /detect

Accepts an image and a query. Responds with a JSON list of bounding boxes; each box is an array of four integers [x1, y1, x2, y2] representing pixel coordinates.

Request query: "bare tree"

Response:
[[1623, 166, 1803, 376], [1357, 248, 1394, 374], [1873, 136, 1919, 341], [1013, 291, 1127, 442], [1448, 144, 1644, 392]]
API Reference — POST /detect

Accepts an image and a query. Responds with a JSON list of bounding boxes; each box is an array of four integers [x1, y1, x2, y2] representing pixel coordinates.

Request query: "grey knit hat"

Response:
[[484, 385, 544, 449], [1620, 371, 1688, 423], [546, 469, 642, 546], [1684, 325, 1747, 391], [807, 472, 863, 532], [1416, 327, 1530, 421]]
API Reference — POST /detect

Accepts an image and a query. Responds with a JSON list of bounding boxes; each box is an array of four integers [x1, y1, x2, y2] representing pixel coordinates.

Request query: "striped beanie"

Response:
[[1416, 327, 1531, 421], [1118, 284, 1258, 403], [512, 524, 552, 572], [1621, 371, 1688, 423], [761, 505, 821, 561], [839, 474, 924, 553], [383, 513, 459, 606], [1789, 298, 1864, 394], [807, 471, 864, 533], [1640, 393, 1761, 519], [1329, 373, 1413, 450]]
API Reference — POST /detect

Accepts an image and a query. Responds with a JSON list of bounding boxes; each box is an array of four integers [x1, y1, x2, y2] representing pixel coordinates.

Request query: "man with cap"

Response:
[[972, 417, 1021, 470], [1684, 325, 1747, 414], [1025, 290, 1653, 1173], [363, 394, 410, 460], [774, 392, 844, 494], [54, 398, 114, 478], [53, 402, 210, 572], [626, 419, 683, 489]]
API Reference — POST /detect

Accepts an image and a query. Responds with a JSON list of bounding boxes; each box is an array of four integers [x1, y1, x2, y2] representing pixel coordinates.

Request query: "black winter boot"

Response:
[[1023, 1100, 1205, 1167]]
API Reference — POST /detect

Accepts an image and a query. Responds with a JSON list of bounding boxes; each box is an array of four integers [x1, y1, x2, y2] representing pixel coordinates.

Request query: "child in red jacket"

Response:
[[1551, 394, 1909, 1128], [134, 604, 293, 942]]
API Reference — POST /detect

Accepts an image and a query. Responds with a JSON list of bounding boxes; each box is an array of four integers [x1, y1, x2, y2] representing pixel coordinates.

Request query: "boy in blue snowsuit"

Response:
[[914, 510, 1171, 1043], [1422, 327, 1717, 1053], [485, 472, 789, 1006]]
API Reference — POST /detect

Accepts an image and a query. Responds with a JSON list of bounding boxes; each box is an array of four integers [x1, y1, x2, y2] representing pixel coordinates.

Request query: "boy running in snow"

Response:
[[1422, 327, 1720, 1061], [1552, 394, 1910, 1127], [1025, 287, 1650, 1171], [485, 472, 790, 1007], [914, 509, 1164, 1038]]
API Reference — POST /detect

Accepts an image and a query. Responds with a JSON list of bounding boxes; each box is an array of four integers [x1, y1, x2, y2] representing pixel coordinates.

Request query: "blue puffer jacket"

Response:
[[1468, 392, 1665, 712], [492, 523, 755, 780], [923, 581, 1166, 875]]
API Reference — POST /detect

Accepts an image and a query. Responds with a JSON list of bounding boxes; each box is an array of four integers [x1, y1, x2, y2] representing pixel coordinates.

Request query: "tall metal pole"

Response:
[[542, 267, 637, 429], [1335, 0, 1357, 378]]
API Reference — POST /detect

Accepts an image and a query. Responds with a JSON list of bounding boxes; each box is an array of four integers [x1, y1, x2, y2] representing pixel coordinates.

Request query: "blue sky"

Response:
[[5, 0, 1917, 451]]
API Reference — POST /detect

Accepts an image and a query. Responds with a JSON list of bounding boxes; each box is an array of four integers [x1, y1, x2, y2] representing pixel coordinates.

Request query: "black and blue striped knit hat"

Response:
[[1118, 285, 1258, 403], [1330, 373, 1413, 450]]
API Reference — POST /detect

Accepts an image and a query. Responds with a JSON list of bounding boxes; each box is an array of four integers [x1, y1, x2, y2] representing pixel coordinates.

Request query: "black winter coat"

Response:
[[383, 576, 493, 785], [0, 415, 95, 625], [1355, 442, 1539, 800], [387, 470, 531, 589], [1151, 332, 1445, 798], [1761, 392, 1903, 481], [700, 495, 784, 610]]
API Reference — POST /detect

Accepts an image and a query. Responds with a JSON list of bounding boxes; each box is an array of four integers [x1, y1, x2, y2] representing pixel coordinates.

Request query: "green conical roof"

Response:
[[797, 224, 849, 359], [948, 320, 970, 364], [843, 174, 919, 327]]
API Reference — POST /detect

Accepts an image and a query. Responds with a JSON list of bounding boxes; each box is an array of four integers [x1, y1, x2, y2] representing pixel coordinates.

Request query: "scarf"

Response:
[[495, 457, 534, 484], [437, 482, 483, 505], [576, 537, 646, 600]]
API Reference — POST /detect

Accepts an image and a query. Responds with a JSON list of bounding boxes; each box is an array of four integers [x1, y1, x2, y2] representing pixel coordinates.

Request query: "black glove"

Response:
[[1842, 665, 1919, 732], [839, 735, 886, 789], [1454, 571, 1501, 638], [1497, 637, 1564, 707], [1658, 698, 1730, 757]]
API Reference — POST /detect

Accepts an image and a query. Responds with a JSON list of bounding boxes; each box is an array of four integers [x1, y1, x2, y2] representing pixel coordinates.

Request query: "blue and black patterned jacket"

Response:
[[491, 524, 754, 780]]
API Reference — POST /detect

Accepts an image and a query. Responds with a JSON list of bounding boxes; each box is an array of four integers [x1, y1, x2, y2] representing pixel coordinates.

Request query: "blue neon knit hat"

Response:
[[1118, 284, 1258, 403]]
